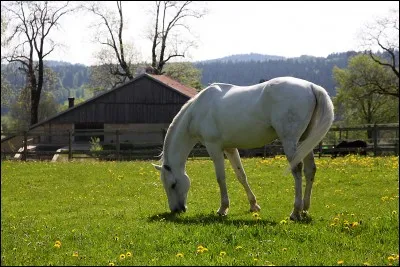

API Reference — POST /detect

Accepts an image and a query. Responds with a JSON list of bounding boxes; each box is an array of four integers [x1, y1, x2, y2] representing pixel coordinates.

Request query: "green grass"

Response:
[[1, 155, 398, 266]]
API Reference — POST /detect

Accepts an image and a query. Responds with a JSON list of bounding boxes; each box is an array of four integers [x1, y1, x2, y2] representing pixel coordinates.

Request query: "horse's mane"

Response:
[[160, 96, 197, 163]]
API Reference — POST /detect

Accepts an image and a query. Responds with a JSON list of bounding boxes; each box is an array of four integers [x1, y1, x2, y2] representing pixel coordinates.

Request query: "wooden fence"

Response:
[[1, 123, 398, 161]]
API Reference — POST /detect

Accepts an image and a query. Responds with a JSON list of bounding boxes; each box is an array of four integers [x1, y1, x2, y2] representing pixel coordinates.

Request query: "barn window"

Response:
[[74, 122, 104, 142]]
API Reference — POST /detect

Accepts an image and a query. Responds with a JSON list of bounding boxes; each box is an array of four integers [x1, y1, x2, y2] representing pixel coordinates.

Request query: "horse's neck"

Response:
[[163, 110, 197, 173]]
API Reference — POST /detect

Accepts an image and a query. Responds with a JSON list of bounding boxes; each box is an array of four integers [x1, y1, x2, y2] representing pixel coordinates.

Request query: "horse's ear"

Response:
[[152, 163, 162, 171]]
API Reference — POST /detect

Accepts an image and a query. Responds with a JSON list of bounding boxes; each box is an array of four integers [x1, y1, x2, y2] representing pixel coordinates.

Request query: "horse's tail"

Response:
[[288, 83, 334, 170]]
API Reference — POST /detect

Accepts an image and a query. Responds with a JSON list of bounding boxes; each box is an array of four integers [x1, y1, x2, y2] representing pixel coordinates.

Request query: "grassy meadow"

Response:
[[1, 155, 399, 266]]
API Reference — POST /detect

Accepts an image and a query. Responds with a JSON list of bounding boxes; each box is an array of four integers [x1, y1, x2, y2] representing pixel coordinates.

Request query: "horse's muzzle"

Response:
[[171, 205, 187, 213]]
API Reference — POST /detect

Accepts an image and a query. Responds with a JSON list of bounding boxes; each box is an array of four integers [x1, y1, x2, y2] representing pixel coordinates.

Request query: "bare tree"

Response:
[[148, 1, 207, 74], [2, 1, 75, 125], [85, 1, 139, 88], [360, 7, 399, 97]]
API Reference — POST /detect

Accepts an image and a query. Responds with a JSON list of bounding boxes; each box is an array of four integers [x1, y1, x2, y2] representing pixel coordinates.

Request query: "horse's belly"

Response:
[[221, 125, 278, 149]]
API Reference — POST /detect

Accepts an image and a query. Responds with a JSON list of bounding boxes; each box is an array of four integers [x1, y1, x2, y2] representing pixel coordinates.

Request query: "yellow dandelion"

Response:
[[351, 221, 359, 227], [325, 205, 330, 208], [334, 217, 340, 222], [337, 260, 344, 265], [54, 243, 61, 249], [282, 248, 287, 251], [120, 254, 125, 260], [392, 211, 397, 215], [55, 240, 61, 246], [72, 251, 79, 257], [235, 246, 243, 250], [126, 252, 132, 257], [252, 212, 259, 218], [176, 253, 184, 258], [220, 251, 226, 256], [197, 245, 204, 250], [388, 256, 395, 261], [279, 219, 287, 225], [108, 261, 115, 266]]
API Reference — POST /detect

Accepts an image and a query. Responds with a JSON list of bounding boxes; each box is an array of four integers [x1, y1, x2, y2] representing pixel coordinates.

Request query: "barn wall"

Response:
[[104, 123, 169, 145], [32, 123, 73, 144]]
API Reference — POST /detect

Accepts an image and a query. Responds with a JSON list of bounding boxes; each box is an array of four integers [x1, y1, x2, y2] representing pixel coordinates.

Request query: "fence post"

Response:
[[373, 124, 378, 156], [23, 131, 27, 161], [318, 141, 322, 158], [68, 130, 72, 160], [116, 130, 120, 161]]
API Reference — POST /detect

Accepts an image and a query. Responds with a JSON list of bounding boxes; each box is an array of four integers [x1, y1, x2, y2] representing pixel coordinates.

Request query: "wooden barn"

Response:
[[18, 72, 198, 147]]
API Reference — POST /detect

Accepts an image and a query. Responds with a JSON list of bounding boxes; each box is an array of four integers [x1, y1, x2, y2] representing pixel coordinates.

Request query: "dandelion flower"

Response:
[[220, 251, 226, 256], [350, 222, 359, 227], [392, 211, 397, 215], [252, 212, 259, 218], [176, 253, 184, 258], [388, 256, 395, 261], [282, 248, 287, 251], [72, 251, 79, 257], [120, 254, 125, 260], [126, 252, 132, 257], [108, 261, 115, 266], [197, 245, 204, 250], [54, 243, 61, 249], [337, 260, 344, 265], [279, 219, 287, 225]]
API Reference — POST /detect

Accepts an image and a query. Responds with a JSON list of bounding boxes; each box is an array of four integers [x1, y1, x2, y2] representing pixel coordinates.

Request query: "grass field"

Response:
[[1, 155, 398, 266]]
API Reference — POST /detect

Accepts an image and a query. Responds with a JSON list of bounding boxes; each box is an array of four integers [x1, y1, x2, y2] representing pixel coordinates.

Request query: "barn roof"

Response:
[[27, 73, 199, 130], [148, 74, 198, 98]]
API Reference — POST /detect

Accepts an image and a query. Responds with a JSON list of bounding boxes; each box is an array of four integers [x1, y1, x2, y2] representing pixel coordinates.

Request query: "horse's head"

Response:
[[153, 163, 190, 213]]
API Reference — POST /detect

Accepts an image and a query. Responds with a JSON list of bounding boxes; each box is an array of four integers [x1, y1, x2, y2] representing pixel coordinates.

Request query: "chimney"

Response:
[[68, 97, 75, 108]]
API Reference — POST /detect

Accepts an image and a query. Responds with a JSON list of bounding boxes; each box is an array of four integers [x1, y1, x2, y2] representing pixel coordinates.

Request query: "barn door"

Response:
[[74, 123, 104, 142]]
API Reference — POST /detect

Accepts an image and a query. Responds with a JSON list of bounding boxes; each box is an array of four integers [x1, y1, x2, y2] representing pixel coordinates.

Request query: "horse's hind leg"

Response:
[[302, 151, 316, 217], [281, 140, 304, 221], [224, 148, 261, 212]]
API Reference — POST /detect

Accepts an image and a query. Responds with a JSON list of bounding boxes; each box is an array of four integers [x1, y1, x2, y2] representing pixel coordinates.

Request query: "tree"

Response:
[[2, 1, 75, 125], [163, 62, 203, 90], [359, 6, 399, 97], [333, 54, 398, 129], [1, 13, 13, 110], [148, 1, 207, 74], [85, 1, 139, 88]]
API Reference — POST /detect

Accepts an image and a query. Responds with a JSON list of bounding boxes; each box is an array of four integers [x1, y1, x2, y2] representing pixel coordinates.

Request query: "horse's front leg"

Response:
[[224, 148, 261, 212], [206, 143, 230, 216]]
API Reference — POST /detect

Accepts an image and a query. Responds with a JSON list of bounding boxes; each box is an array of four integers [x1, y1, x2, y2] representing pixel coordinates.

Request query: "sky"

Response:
[[7, 1, 398, 66]]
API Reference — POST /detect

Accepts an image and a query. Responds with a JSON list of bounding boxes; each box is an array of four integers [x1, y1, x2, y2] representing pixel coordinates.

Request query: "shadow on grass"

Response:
[[147, 212, 313, 226]]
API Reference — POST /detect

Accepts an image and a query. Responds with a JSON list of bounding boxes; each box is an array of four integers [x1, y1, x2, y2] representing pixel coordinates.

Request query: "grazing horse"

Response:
[[153, 77, 334, 221]]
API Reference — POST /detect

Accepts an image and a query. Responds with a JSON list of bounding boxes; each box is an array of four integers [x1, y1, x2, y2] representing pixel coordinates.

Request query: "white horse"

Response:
[[153, 77, 334, 221]]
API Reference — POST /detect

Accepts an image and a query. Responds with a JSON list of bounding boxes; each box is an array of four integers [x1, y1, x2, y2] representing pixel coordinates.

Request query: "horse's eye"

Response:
[[171, 182, 177, 189]]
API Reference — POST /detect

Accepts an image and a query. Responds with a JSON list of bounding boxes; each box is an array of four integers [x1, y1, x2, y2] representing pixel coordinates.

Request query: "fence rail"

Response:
[[1, 124, 398, 161]]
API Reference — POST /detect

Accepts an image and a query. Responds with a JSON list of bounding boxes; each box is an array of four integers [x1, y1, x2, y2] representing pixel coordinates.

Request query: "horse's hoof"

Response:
[[250, 204, 261, 212], [217, 208, 229, 216], [290, 212, 302, 221]]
